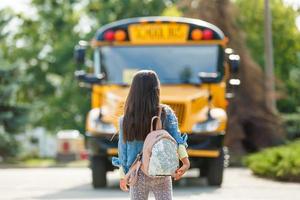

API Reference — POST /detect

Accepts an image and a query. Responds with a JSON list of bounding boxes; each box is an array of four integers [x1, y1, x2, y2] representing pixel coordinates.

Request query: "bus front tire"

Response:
[[207, 149, 224, 186], [91, 155, 107, 188]]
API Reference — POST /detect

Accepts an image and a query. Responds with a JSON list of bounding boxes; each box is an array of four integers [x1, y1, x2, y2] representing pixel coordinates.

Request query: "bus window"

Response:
[[100, 45, 220, 84]]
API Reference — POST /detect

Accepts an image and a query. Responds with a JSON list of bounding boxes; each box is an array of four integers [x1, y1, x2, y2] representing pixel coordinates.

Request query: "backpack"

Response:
[[124, 106, 179, 186]]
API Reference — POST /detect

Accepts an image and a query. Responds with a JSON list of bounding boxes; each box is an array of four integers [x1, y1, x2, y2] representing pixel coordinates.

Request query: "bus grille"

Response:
[[116, 102, 185, 126], [163, 103, 185, 125]]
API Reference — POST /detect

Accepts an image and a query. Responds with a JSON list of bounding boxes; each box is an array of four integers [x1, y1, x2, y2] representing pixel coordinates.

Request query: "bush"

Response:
[[244, 140, 300, 182], [0, 130, 20, 159]]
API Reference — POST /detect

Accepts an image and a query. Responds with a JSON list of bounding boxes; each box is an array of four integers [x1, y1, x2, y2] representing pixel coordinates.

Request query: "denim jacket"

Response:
[[112, 106, 188, 174]]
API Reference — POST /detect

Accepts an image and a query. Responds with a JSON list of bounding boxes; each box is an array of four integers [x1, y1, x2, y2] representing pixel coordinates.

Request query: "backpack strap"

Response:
[[150, 105, 163, 132], [124, 153, 142, 186]]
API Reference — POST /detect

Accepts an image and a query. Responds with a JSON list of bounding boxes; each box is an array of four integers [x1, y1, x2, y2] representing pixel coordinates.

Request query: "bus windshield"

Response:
[[100, 45, 220, 84]]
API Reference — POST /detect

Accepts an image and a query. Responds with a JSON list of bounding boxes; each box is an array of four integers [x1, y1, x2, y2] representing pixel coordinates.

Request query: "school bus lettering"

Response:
[[129, 23, 189, 44]]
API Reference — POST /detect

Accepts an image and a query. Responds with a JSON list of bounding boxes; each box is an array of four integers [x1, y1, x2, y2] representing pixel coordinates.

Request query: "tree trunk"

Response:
[[179, 0, 285, 163]]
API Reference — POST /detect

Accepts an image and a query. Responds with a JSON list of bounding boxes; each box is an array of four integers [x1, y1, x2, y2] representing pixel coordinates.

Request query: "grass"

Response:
[[0, 158, 89, 168], [23, 158, 56, 167], [244, 139, 300, 182]]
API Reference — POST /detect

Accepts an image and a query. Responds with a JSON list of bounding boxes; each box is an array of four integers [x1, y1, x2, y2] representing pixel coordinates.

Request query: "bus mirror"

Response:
[[229, 54, 240, 73], [198, 72, 220, 83], [74, 45, 86, 66], [74, 70, 105, 84], [74, 40, 89, 66]]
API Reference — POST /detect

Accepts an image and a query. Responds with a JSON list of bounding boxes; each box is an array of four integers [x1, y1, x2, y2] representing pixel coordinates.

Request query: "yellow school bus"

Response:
[[74, 16, 240, 188]]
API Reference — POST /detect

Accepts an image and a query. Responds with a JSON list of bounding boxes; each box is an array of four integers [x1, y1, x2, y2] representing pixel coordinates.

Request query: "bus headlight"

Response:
[[87, 108, 117, 134], [192, 119, 220, 133]]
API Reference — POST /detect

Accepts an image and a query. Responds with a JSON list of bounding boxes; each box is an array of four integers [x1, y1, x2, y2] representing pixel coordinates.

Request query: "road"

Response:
[[0, 167, 299, 200]]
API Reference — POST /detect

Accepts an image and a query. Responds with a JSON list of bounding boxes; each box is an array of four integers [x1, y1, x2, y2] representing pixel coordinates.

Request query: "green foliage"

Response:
[[0, 65, 27, 158], [0, 0, 168, 134], [86, 0, 167, 23], [244, 140, 300, 182], [277, 98, 298, 113], [162, 5, 183, 17], [0, 131, 19, 158], [235, 0, 300, 113], [281, 113, 300, 140]]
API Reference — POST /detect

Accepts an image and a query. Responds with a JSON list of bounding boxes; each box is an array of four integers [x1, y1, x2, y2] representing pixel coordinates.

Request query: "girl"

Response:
[[112, 70, 190, 200]]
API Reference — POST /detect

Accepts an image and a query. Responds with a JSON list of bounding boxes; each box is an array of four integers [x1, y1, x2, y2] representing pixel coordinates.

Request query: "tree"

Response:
[[0, 8, 28, 158], [264, 0, 276, 113], [178, 0, 285, 162], [0, 0, 168, 135], [235, 0, 300, 113], [0, 58, 27, 158]]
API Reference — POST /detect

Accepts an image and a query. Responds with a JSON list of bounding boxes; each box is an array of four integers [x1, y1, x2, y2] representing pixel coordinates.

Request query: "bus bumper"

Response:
[[186, 132, 224, 158], [85, 132, 224, 158], [85, 132, 118, 157]]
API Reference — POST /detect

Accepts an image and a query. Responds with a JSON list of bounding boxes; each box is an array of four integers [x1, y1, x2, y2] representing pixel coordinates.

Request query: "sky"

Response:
[[0, 0, 32, 13], [0, 0, 300, 30]]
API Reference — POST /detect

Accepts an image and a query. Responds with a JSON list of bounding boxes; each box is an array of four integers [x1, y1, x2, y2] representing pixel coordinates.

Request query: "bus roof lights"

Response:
[[104, 31, 115, 41], [191, 29, 203, 40], [95, 17, 225, 42], [203, 29, 214, 40], [115, 30, 126, 41]]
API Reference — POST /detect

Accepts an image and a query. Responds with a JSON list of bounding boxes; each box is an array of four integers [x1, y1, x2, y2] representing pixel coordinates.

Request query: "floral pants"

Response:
[[130, 169, 173, 200]]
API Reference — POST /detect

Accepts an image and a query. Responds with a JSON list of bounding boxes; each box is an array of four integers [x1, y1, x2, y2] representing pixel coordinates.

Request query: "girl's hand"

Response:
[[174, 157, 190, 181], [119, 179, 129, 192]]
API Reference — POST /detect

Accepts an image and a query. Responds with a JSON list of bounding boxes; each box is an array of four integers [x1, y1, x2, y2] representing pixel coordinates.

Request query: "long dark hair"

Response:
[[123, 70, 160, 142]]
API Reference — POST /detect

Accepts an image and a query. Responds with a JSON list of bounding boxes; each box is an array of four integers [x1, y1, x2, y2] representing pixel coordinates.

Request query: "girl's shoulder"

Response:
[[160, 104, 176, 119], [161, 103, 173, 112]]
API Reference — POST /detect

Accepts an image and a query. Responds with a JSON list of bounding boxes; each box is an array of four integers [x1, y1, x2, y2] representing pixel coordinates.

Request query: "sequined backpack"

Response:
[[125, 106, 179, 186]]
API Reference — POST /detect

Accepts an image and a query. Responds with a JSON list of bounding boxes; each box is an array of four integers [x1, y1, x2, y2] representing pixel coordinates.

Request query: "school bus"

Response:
[[74, 16, 240, 188]]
